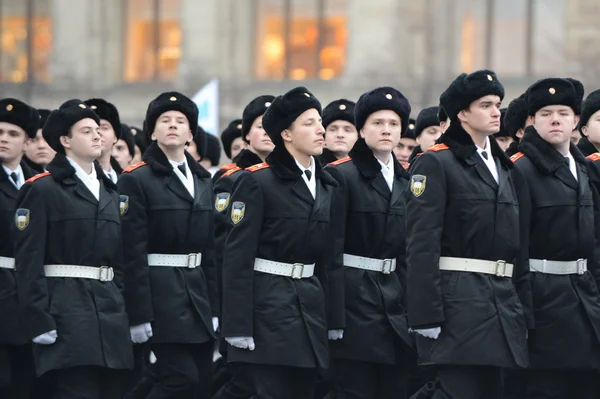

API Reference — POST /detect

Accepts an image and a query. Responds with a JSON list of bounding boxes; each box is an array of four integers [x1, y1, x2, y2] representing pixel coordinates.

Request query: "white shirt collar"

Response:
[[294, 156, 317, 199], [565, 152, 578, 181], [474, 137, 499, 184], [66, 156, 100, 200], [3, 164, 23, 188], [376, 154, 394, 191], [168, 157, 195, 197]]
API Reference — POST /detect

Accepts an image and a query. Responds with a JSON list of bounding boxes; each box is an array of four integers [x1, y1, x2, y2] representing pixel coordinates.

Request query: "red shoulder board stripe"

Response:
[[401, 161, 409, 170], [510, 152, 525, 163], [223, 166, 242, 177], [327, 156, 351, 166], [219, 163, 237, 171], [416, 152, 423, 157], [123, 161, 148, 173], [587, 152, 600, 162], [245, 162, 270, 172], [25, 171, 51, 184], [427, 144, 449, 152]]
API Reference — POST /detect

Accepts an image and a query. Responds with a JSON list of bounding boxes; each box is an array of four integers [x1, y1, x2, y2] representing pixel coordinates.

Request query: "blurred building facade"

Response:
[[1, 0, 599, 129]]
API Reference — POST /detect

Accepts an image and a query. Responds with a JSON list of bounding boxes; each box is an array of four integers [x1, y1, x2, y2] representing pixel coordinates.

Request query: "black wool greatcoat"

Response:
[[221, 145, 345, 369], [12, 153, 133, 376], [325, 138, 414, 365], [117, 142, 219, 344], [405, 123, 531, 369]]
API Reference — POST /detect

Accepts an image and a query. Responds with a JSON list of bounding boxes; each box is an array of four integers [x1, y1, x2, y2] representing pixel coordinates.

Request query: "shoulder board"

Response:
[[586, 152, 600, 162], [219, 163, 237, 171], [222, 166, 242, 177], [401, 161, 409, 170], [510, 152, 525, 163], [427, 144, 449, 152], [25, 171, 51, 184], [327, 156, 352, 166], [246, 162, 270, 172], [416, 152, 423, 157], [123, 161, 148, 173]]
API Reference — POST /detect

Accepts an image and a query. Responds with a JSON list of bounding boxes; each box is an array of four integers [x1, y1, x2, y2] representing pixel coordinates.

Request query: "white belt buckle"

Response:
[[291, 263, 305, 279], [187, 253, 198, 269], [577, 258, 587, 275], [382, 259, 394, 274], [495, 260, 507, 277], [98, 266, 114, 282]]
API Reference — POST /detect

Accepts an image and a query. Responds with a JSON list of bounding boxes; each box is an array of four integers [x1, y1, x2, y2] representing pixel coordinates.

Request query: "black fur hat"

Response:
[[415, 106, 440, 138], [43, 99, 100, 154], [440, 69, 505, 121], [355, 87, 411, 134], [262, 87, 321, 146], [220, 119, 243, 159], [145, 92, 198, 137], [579, 89, 600, 133], [504, 93, 528, 138], [0, 98, 40, 139], [242, 95, 275, 143], [322, 99, 356, 130], [84, 98, 121, 138], [526, 78, 580, 116]]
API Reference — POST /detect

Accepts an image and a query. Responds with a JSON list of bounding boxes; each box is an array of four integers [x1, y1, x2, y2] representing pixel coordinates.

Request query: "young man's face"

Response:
[[494, 136, 515, 152], [112, 138, 133, 170], [324, 120, 358, 158], [283, 108, 325, 157], [25, 129, 56, 167], [151, 110, 193, 149], [0, 121, 28, 166], [61, 118, 102, 162], [246, 115, 274, 155], [416, 125, 443, 151], [393, 137, 417, 163], [230, 137, 247, 160], [581, 110, 600, 146], [458, 95, 502, 136], [533, 105, 578, 148], [99, 119, 117, 156], [360, 110, 402, 156]]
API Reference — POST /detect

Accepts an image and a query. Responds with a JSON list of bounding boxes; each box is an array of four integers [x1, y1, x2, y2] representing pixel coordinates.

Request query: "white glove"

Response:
[[130, 323, 153, 344], [212, 317, 219, 332], [414, 327, 441, 339], [328, 329, 344, 340], [32, 330, 57, 345], [225, 336, 255, 351]]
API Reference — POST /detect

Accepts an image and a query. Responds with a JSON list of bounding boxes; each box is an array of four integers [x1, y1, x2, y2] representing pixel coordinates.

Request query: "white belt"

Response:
[[253, 258, 315, 279], [343, 254, 396, 274], [0, 256, 15, 270], [44, 265, 114, 282], [439, 256, 513, 278], [147, 253, 202, 268], [530, 258, 587, 275]]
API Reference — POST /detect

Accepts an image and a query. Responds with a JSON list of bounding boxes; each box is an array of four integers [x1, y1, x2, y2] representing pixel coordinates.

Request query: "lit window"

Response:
[[124, 0, 181, 82], [0, 0, 52, 83], [254, 0, 347, 80]]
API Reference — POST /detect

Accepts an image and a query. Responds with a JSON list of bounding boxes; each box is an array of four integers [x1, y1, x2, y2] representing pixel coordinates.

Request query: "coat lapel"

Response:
[[192, 174, 211, 207], [472, 154, 498, 191], [98, 181, 114, 212], [292, 179, 314, 205], [496, 158, 511, 197], [167, 174, 194, 203], [73, 177, 99, 205], [554, 165, 578, 191], [372, 174, 391, 201]]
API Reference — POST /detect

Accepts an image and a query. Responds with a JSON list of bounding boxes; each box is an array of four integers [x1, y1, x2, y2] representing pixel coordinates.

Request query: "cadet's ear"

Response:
[[581, 125, 588, 137], [359, 128, 365, 139], [573, 115, 580, 131], [59, 135, 71, 150], [457, 110, 468, 124], [281, 129, 292, 143]]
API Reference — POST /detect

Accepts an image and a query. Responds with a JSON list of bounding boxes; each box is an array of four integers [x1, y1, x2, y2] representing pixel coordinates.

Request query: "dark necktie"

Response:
[[563, 157, 570, 167], [304, 170, 312, 181], [10, 172, 19, 187], [481, 151, 488, 160], [177, 163, 187, 177]]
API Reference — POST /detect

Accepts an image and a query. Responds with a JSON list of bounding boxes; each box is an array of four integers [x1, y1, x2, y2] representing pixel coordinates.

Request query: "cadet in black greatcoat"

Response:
[[325, 87, 414, 399], [503, 93, 530, 157], [221, 87, 345, 399], [578, 89, 600, 157], [406, 70, 531, 399], [0, 99, 40, 399], [511, 78, 600, 399], [13, 99, 133, 399], [118, 92, 219, 399], [24, 109, 55, 173]]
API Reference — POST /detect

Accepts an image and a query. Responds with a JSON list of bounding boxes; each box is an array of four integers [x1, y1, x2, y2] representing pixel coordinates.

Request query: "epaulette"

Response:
[[401, 161, 409, 170], [510, 152, 525, 163], [246, 162, 270, 172], [123, 161, 148, 173], [416, 152, 423, 157], [327, 156, 351, 166], [223, 166, 242, 177], [25, 171, 51, 184], [587, 153, 600, 162], [427, 144, 449, 152], [219, 163, 237, 171]]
